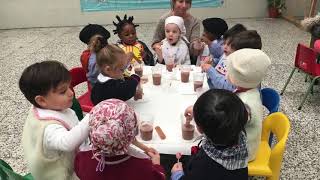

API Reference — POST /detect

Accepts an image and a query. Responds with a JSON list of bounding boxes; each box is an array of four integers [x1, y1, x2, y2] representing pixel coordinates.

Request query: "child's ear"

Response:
[[35, 95, 47, 108], [103, 65, 112, 73]]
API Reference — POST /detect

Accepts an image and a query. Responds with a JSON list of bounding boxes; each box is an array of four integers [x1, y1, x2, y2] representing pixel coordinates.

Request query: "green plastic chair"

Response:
[[0, 159, 34, 180], [71, 96, 84, 121]]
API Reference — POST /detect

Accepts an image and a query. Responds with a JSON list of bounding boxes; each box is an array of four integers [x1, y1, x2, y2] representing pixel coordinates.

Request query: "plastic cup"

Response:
[[181, 116, 195, 140], [165, 56, 175, 72], [134, 64, 143, 77], [180, 65, 191, 83], [139, 114, 154, 141], [134, 85, 143, 101], [152, 66, 162, 86], [193, 72, 205, 92]]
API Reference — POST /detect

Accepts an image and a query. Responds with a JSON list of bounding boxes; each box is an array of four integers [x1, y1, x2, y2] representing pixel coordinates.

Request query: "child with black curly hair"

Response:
[[113, 14, 154, 67]]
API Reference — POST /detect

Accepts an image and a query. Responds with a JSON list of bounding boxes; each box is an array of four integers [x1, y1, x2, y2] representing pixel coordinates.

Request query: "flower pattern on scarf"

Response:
[[89, 99, 137, 157]]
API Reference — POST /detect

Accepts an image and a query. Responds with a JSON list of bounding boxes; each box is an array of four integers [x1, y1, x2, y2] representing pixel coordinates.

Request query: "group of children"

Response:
[[18, 14, 272, 180]]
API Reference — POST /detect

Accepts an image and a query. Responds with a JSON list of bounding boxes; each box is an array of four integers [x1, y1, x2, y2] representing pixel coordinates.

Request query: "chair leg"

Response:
[[305, 74, 308, 82], [298, 76, 320, 110], [280, 68, 296, 95]]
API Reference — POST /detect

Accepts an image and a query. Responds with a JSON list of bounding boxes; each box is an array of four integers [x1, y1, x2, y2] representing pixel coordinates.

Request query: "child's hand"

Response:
[[171, 162, 183, 173], [147, 149, 161, 165], [201, 35, 212, 46], [201, 63, 212, 72], [184, 105, 193, 121], [192, 39, 204, 56]]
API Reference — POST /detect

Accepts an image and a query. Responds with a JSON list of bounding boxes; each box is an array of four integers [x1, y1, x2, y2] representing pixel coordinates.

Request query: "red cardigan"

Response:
[[74, 151, 165, 180]]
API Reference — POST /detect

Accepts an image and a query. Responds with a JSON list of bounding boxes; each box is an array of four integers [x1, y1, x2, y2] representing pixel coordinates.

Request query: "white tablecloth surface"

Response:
[[126, 65, 208, 155]]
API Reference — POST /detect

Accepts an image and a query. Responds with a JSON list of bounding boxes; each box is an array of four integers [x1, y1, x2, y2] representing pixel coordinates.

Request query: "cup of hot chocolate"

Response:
[[139, 114, 154, 141], [152, 66, 162, 85], [180, 65, 191, 83], [165, 56, 175, 72], [193, 72, 205, 92], [134, 63, 143, 77], [181, 116, 195, 140], [134, 85, 143, 101]]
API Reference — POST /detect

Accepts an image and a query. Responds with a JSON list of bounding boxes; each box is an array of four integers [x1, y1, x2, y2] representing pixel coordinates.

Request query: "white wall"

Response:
[[0, 0, 304, 29]]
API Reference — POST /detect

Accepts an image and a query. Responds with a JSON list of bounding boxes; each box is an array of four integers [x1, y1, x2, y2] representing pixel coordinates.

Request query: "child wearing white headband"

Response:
[[158, 16, 191, 65]]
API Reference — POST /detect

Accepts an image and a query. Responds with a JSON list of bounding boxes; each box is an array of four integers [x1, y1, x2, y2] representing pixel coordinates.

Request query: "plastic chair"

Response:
[[0, 159, 34, 180], [261, 88, 280, 145], [261, 88, 280, 114], [69, 67, 94, 112], [248, 112, 290, 180], [280, 43, 320, 110]]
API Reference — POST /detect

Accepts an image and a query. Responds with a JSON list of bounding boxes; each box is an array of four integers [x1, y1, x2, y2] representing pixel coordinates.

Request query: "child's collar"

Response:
[[97, 73, 114, 83]]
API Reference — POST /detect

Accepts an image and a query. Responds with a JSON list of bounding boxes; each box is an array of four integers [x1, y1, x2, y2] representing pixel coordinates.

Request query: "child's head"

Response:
[[222, 24, 247, 56], [96, 44, 131, 79], [202, 18, 228, 43], [224, 30, 262, 56], [89, 99, 137, 157], [226, 48, 271, 89], [19, 61, 73, 110], [230, 30, 262, 51], [165, 16, 186, 45], [193, 89, 248, 146], [113, 15, 139, 45], [79, 24, 110, 45]]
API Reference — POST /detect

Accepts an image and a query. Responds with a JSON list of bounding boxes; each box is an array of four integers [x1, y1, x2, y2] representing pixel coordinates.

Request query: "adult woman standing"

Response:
[[151, 0, 203, 64]]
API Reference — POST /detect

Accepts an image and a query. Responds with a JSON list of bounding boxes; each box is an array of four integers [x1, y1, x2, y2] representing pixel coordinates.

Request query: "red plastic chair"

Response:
[[69, 67, 94, 112], [280, 43, 320, 110]]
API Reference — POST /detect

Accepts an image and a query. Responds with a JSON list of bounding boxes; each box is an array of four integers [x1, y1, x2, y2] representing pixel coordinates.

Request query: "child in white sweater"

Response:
[[19, 61, 90, 180]]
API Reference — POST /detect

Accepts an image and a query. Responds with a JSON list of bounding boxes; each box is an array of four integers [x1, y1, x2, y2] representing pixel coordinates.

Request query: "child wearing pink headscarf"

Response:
[[74, 99, 165, 180]]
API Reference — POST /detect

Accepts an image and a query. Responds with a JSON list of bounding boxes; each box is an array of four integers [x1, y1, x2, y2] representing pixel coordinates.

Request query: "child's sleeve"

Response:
[[152, 164, 166, 180], [139, 40, 155, 66], [115, 74, 140, 101], [171, 170, 184, 180], [206, 67, 236, 92], [209, 40, 224, 59], [43, 117, 90, 152]]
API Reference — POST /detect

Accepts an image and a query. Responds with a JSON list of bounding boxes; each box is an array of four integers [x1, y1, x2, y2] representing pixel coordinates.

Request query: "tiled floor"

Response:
[[1, 18, 320, 179]]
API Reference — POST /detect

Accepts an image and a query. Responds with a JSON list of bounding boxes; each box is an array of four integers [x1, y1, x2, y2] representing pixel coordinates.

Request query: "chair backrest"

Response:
[[295, 43, 320, 76], [261, 112, 290, 180], [80, 49, 91, 73], [69, 67, 90, 92], [261, 88, 280, 114]]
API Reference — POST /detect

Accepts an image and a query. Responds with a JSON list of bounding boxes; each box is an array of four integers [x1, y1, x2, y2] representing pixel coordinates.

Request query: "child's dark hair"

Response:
[[96, 44, 125, 69], [223, 24, 247, 42], [19, 61, 71, 108], [113, 14, 139, 35], [193, 89, 248, 146], [229, 30, 262, 50]]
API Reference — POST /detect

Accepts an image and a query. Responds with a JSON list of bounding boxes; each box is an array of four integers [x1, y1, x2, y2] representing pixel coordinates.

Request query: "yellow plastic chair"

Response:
[[248, 112, 290, 180]]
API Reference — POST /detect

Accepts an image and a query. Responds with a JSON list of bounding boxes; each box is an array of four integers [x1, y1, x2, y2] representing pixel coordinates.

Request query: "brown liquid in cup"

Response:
[[140, 123, 153, 141], [182, 124, 195, 140], [134, 89, 143, 100], [181, 71, 190, 83], [135, 67, 143, 77], [166, 64, 174, 72], [193, 81, 203, 92], [152, 74, 161, 85]]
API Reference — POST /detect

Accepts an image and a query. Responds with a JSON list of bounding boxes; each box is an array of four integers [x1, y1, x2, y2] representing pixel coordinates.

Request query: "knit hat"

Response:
[[89, 99, 137, 157], [165, 16, 188, 43], [226, 49, 271, 88], [79, 24, 111, 44], [202, 18, 228, 38]]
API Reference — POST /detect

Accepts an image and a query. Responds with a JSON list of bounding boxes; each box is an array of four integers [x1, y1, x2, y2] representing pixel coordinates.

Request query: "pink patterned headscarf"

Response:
[[89, 99, 137, 158]]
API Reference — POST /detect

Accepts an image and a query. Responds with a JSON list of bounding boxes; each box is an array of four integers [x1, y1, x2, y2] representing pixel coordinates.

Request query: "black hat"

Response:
[[202, 18, 228, 38], [79, 24, 111, 44]]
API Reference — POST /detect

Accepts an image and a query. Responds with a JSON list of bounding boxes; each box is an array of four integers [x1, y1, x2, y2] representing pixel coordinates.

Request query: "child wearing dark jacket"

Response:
[[90, 44, 140, 105], [171, 89, 249, 180]]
